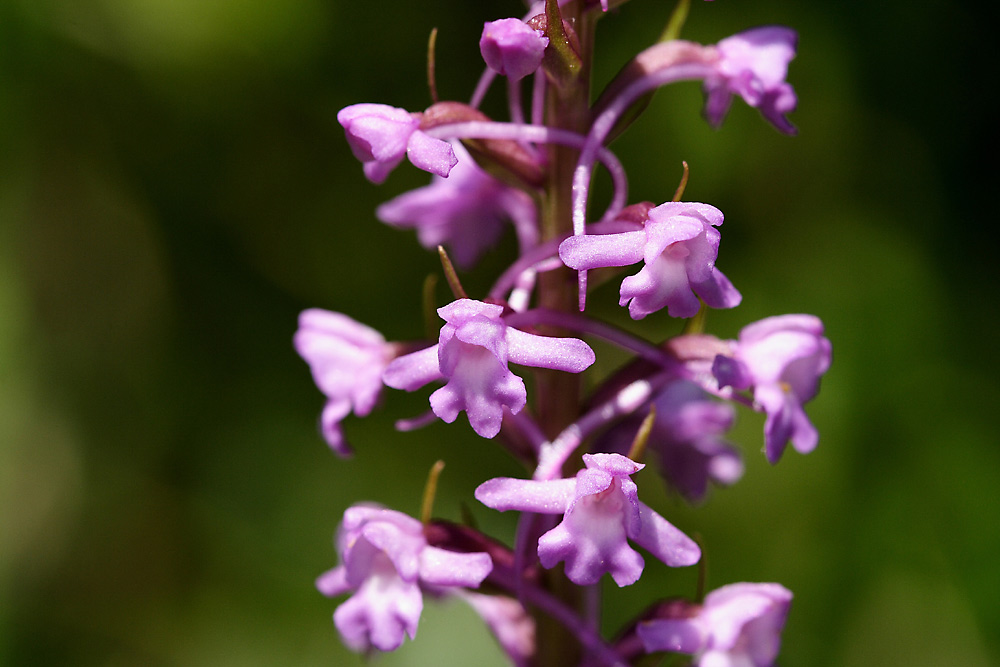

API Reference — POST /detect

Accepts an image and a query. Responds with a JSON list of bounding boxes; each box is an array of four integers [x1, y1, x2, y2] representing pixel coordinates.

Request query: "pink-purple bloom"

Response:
[[649, 381, 742, 503], [559, 202, 741, 319], [637, 583, 792, 667], [589, 375, 743, 504], [602, 380, 742, 503], [480, 18, 549, 82], [376, 142, 536, 268], [704, 27, 798, 134], [383, 299, 595, 439], [316, 505, 492, 653], [476, 453, 700, 586], [338, 103, 459, 184], [294, 309, 394, 456], [712, 315, 832, 463]]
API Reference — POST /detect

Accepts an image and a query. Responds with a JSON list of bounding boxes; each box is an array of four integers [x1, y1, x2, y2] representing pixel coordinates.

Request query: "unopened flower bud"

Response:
[[480, 18, 549, 82]]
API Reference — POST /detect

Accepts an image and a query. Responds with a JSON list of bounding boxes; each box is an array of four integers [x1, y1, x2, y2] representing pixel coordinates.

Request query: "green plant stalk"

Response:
[[532, 2, 598, 665]]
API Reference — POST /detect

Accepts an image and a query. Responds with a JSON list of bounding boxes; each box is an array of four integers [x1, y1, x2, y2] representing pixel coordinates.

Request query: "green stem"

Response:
[[535, 2, 595, 444], [531, 3, 598, 666]]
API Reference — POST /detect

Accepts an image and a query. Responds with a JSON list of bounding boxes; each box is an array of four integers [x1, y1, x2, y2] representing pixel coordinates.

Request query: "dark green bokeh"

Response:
[[1, 0, 994, 665]]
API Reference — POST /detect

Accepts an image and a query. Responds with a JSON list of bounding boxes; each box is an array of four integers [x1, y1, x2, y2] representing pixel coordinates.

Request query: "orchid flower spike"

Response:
[[559, 201, 741, 319], [383, 299, 595, 439], [637, 583, 793, 667], [338, 103, 459, 183], [712, 314, 832, 463], [316, 505, 492, 653], [476, 453, 701, 586], [703, 27, 799, 134], [294, 309, 396, 456]]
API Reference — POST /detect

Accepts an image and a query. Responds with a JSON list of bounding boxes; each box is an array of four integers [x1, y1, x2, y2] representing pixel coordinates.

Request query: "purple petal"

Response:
[[692, 268, 742, 310], [631, 502, 700, 567], [649, 201, 725, 228], [570, 466, 614, 499], [460, 592, 535, 667], [320, 400, 353, 456], [703, 80, 734, 129], [439, 298, 505, 323], [429, 350, 525, 438], [739, 330, 825, 387], [333, 575, 423, 652], [363, 158, 400, 185], [712, 354, 752, 391], [758, 385, 818, 463], [337, 103, 416, 162], [419, 547, 492, 587], [475, 477, 576, 513], [637, 618, 706, 655], [642, 214, 710, 262], [444, 316, 508, 359], [558, 230, 646, 270], [383, 345, 442, 391], [700, 582, 792, 662], [536, 477, 646, 587], [360, 522, 424, 582], [621, 254, 701, 319], [293, 309, 388, 414], [710, 26, 799, 134], [316, 566, 351, 598], [732, 314, 831, 464], [298, 308, 386, 348], [582, 452, 644, 476], [739, 314, 824, 346], [761, 83, 799, 135], [717, 27, 798, 90], [538, 517, 645, 587], [406, 130, 458, 178], [505, 328, 595, 373], [638, 381, 744, 503], [428, 299, 542, 438]]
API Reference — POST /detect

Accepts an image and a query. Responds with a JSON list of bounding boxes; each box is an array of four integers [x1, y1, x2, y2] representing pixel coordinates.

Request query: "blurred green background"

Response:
[[1, 0, 994, 665]]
